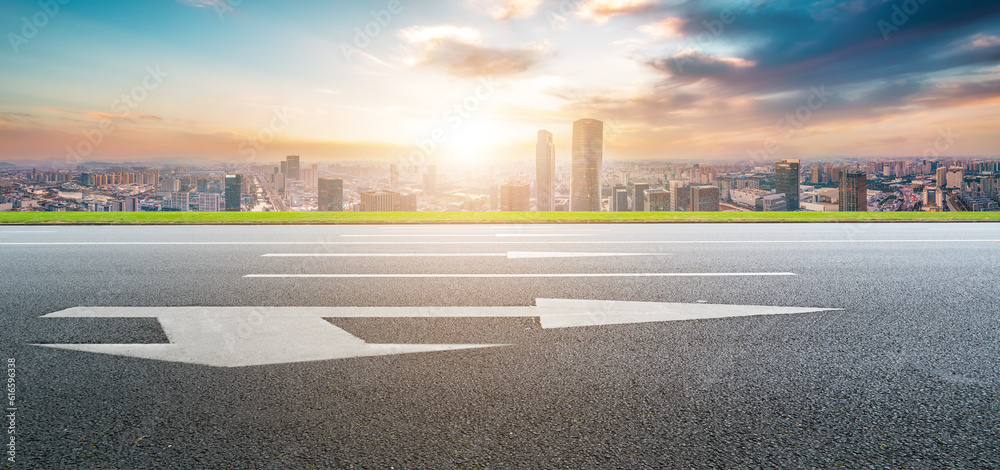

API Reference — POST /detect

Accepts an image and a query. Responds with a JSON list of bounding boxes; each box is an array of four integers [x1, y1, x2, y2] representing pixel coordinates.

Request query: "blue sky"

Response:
[[2, 0, 999, 163]]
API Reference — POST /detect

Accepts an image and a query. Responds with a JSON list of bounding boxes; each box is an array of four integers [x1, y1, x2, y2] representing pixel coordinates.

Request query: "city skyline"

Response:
[[2, 0, 1000, 164]]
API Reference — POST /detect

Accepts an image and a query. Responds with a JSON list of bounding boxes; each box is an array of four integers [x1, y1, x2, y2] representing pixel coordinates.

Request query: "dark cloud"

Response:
[[567, 0, 1000, 131], [418, 39, 545, 77]]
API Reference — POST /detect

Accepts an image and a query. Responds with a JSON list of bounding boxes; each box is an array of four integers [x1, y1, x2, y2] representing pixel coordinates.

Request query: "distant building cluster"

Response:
[[2, 144, 999, 214]]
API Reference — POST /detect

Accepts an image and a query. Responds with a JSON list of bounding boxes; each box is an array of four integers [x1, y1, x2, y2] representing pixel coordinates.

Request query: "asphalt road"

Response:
[[2, 222, 999, 469]]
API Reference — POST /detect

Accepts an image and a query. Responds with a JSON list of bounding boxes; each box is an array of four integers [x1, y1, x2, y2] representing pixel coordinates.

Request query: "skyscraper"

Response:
[[285, 155, 300, 181], [632, 183, 650, 212], [224, 174, 241, 211], [318, 178, 344, 211], [611, 186, 628, 211], [390, 164, 399, 189], [669, 180, 690, 211], [839, 170, 867, 212], [775, 159, 800, 210], [571, 118, 603, 211], [535, 130, 555, 211]]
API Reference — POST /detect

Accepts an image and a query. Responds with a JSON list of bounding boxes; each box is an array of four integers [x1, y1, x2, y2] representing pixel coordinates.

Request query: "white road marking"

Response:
[[339, 233, 594, 237], [0, 231, 56, 234], [3, 239, 999, 246], [243, 272, 794, 279], [35, 300, 839, 367], [261, 252, 672, 259]]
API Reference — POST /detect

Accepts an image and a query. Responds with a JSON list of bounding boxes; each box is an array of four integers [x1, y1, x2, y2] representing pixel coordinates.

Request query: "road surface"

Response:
[[1, 223, 999, 468]]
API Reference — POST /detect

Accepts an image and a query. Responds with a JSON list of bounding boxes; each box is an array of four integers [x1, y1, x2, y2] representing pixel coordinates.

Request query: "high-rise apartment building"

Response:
[[390, 164, 399, 189], [669, 180, 690, 211], [224, 174, 242, 211], [170, 192, 189, 211], [946, 167, 965, 190], [775, 159, 800, 210], [535, 130, 555, 211], [645, 189, 669, 211], [689, 185, 720, 211], [199, 193, 221, 212], [632, 183, 650, 211], [612, 186, 628, 211], [123, 197, 139, 212], [839, 170, 867, 212], [571, 118, 603, 211], [318, 178, 344, 211], [500, 182, 531, 211], [285, 155, 300, 181]]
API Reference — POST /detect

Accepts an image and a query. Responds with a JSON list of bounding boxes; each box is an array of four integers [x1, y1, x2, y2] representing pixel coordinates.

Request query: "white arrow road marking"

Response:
[[260, 252, 672, 259], [34, 300, 839, 368]]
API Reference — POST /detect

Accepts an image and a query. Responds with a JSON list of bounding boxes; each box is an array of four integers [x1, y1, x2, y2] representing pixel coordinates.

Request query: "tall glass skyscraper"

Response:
[[535, 130, 555, 211], [775, 159, 800, 211], [839, 170, 867, 212], [318, 178, 344, 211], [224, 174, 242, 211], [571, 118, 603, 211]]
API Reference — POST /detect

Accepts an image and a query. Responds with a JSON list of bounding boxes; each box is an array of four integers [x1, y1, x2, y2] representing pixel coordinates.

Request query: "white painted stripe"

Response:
[[2, 239, 999, 246], [0, 231, 56, 234], [244, 272, 795, 279], [339, 233, 593, 238], [261, 252, 672, 259]]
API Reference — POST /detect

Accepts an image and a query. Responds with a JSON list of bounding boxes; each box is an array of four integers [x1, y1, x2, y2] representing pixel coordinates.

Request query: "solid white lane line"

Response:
[[244, 272, 796, 279], [261, 252, 672, 259], [0, 231, 56, 234], [3, 239, 1000, 246]]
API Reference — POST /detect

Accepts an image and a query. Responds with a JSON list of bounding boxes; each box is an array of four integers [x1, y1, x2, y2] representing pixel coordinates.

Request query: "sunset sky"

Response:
[[2, 0, 1000, 164]]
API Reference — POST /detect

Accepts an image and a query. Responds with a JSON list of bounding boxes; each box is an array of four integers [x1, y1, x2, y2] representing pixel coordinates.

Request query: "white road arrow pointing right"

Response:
[[33, 300, 840, 367]]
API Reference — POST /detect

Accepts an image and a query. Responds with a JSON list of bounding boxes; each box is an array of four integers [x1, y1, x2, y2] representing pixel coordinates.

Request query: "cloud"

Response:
[[400, 25, 547, 77], [490, 0, 542, 20], [638, 17, 687, 37], [972, 34, 1000, 48], [578, 0, 658, 23], [648, 51, 755, 82]]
